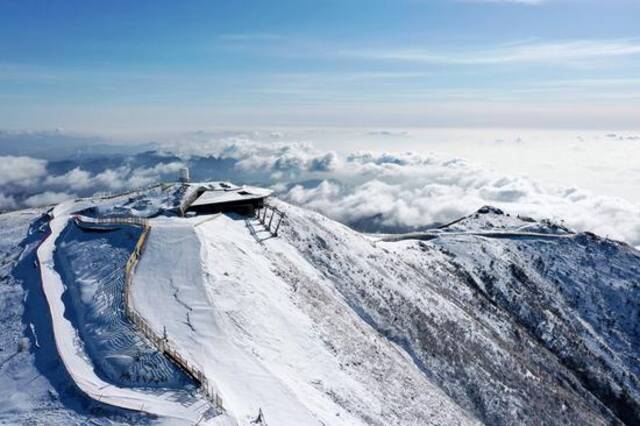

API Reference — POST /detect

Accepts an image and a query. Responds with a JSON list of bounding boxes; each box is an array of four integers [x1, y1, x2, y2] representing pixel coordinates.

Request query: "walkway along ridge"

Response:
[[376, 230, 577, 243]]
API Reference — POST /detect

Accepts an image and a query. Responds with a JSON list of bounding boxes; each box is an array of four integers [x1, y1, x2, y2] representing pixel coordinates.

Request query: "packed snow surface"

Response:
[[35, 199, 220, 424], [132, 214, 472, 425], [54, 220, 195, 389]]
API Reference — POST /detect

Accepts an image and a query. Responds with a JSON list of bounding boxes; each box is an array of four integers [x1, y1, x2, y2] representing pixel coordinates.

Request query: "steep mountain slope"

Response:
[[131, 214, 475, 425], [0, 186, 638, 425], [429, 208, 640, 424], [272, 200, 639, 425]]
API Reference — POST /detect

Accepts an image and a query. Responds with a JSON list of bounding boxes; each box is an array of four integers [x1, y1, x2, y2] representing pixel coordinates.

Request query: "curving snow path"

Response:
[[37, 201, 220, 424]]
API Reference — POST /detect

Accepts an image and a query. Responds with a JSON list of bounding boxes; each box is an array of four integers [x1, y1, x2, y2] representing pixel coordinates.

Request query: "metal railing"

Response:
[[255, 205, 286, 236], [77, 216, 149, 226], [76, 216, 224, 411], [90, 183, 165, 201]]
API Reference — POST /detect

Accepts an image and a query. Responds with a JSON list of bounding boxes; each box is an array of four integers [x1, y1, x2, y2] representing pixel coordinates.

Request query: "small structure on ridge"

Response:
[[184, 182, 272, 215], [179, 167, 191, 184]]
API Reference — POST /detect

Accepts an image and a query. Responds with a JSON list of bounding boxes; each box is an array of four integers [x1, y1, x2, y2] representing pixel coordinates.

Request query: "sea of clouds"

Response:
[[166, 137, 640, 245], [0, 155, 184, 209], [1, 132, 639, 247]]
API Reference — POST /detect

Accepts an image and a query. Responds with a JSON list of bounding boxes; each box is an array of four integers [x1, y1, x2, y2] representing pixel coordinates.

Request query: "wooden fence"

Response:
[[77, 216, 224, 411]]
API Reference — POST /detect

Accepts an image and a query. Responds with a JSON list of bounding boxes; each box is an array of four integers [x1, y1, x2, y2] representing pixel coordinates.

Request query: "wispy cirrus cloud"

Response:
[[216, 33, 283, 42], [464, 0, 546, 4], [346, 39, 640, 65]]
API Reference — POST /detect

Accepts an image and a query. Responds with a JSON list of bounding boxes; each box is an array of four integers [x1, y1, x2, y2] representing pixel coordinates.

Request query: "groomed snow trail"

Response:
[[131, 216, 326, 425], [132, 214, 476, 425], [36, 201, 219, 424]]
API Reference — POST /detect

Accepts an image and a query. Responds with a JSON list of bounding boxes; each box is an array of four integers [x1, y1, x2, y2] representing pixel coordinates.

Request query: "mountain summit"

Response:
[[0, 183, 638, 425]]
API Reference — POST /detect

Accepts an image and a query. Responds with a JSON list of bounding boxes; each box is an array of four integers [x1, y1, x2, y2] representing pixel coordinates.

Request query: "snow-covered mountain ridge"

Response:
[[0, 184, 638, 425]]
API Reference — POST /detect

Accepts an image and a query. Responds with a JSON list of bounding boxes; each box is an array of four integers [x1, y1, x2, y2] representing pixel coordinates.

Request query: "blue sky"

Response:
[[1, 0, 639, 132]]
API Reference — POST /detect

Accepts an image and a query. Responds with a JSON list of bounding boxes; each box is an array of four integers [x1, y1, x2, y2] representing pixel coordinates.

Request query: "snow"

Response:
[[81, 183, 187, 219], [0, 210, 47, 418], [131, 217, 327, 425], [374, 209, 640, 424], [131, 213, 476, 425], [438, 206, 572, 235], [2, 182, 639, 425], [273, 200, 638, 425], [0, 208, 152, 424], [54, 220, 196, 389], [35, 200, 218, 424]]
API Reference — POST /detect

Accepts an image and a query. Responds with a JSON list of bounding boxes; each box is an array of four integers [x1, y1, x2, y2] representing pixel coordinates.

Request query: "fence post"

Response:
[[273, 213, 284, 236], [267, 209, 275, 231]]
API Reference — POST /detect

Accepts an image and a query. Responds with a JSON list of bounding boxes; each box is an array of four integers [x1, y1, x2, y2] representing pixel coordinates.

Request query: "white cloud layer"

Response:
[[171, 137, 640, 246], [0, 155, 185, 210], [0, 156, 47, 186], [466, 0, 545, 4], [44, 167, 93, 190], [23, 191, 76, 208], [348, 39, 640, 65], [2, 137, 639, 248], [0, 193, 16, 210]]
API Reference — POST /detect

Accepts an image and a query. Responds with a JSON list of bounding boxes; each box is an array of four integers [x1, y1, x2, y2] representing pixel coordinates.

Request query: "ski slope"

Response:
[[132, 217, 322, 424], [131, 213, 475, 425]]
